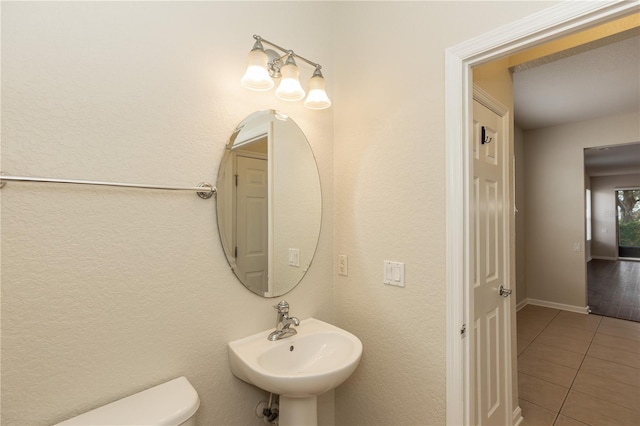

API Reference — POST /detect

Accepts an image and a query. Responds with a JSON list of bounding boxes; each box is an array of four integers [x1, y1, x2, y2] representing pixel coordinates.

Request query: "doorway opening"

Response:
[[586, 187, 640, 322], [584, 143, 640, 322], [445, 2, 639, 424]]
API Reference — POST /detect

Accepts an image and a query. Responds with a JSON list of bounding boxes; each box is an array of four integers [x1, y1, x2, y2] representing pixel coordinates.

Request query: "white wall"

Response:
[[332, 2, 556, 424], [523, 112, 640, 309], [591, 173, 640, 259], [1, 2, 335, 425]]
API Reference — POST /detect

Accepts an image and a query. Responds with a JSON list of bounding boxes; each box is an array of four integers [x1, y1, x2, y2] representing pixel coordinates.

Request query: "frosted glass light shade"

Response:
[[241, 49, 274, 91], [304, 75, 331, 109], [275, 63, 305, 101]]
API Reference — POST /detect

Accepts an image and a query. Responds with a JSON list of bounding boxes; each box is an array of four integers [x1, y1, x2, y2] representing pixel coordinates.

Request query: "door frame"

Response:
[[444, 1, 640, 424]]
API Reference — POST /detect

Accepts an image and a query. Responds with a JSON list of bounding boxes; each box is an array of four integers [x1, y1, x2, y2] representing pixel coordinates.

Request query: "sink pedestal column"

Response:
[[278, 396, 317, 426]]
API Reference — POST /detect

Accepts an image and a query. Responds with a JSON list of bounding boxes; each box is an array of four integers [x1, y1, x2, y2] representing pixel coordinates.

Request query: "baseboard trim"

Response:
[[516, 299, 528, 312], [592, 256, 618, 261], [521, 298, 589, 314], [513, 405, 524, 426]]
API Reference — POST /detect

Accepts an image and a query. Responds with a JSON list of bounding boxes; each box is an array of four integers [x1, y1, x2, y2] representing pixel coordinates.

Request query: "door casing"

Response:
[[444, 1, 640, 424]]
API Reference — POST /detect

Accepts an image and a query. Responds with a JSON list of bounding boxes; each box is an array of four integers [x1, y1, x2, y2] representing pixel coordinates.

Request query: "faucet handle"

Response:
[[274, 300, 289, 313]]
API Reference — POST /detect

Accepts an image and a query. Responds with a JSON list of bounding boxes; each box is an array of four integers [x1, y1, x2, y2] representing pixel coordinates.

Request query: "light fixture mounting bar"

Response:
[[253, 34, 322, 70]]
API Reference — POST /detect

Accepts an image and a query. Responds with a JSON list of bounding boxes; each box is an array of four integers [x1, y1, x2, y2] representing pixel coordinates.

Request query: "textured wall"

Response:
[[524, 112, 640, 308], [1, 2, 334, 425], [1, 1, 577, 425], [331, 2, 556, 425]]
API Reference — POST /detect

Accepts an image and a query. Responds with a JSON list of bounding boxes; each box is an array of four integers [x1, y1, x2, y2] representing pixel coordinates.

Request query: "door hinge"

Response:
[[235, 174, 239, 186], [460, 324, 467, 337], [234, 246, 238, 258]]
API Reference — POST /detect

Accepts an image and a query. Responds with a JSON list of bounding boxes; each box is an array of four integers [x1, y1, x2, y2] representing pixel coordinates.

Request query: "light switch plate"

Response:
[[383, 261, 405, 287], [338, 255, 348, 276], [289, 248, 300, 267]]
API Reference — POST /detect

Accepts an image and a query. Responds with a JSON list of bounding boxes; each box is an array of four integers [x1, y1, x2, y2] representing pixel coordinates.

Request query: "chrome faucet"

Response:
[[267, 300, 300, 341]]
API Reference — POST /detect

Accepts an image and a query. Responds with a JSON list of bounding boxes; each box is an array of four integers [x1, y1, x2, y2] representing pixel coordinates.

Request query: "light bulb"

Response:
[[304, 74, 331, 109], [275, 62, 305, 101], [241, 48, 274, 91]]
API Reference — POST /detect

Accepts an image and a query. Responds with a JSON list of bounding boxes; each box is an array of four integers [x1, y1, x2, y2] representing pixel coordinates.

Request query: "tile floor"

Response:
[[517, 304, 640, 426]]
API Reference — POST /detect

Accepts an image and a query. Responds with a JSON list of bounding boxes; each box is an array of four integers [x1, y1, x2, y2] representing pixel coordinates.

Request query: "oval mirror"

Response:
[[216, 110, 322, 297]]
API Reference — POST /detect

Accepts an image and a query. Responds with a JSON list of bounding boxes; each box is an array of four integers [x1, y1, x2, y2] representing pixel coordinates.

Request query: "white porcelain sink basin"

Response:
[[228, 318, 362, 397]]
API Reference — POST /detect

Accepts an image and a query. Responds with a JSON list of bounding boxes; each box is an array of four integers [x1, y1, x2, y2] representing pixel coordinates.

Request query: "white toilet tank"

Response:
[[54, 376, 200, 426]]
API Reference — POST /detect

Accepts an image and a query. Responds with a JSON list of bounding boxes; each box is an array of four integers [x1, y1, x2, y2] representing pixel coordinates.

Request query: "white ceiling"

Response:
[[584, 143, 640, 176], [513, 32, 640, 176]]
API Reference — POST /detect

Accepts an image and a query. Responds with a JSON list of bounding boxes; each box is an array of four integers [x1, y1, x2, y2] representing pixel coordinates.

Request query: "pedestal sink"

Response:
[[228, 318, 363, 426]]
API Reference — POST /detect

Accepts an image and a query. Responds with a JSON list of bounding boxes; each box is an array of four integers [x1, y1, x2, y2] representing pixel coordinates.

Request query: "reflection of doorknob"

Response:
[[499, 285, 512, 297]]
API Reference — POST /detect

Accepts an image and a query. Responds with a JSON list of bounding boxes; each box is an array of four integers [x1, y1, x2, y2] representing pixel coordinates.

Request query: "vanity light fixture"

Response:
[[241, 34, 332, 110]]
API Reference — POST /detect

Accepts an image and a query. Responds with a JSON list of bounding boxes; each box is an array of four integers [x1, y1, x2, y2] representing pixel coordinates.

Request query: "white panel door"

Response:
[[236, 155, 269, 295], [473, 98, 512, 425]]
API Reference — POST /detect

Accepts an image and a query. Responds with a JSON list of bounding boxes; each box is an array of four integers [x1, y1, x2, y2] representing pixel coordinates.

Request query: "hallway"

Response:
[[587, 259, 640, 322], [517, 304, 640, 425]]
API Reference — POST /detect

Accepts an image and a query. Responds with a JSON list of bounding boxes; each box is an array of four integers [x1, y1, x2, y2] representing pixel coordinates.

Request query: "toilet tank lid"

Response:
[[54, 377, 200, 426]]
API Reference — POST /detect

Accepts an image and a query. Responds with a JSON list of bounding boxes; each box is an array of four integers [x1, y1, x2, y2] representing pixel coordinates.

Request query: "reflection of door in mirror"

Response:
[[236, 155, 268, 295]]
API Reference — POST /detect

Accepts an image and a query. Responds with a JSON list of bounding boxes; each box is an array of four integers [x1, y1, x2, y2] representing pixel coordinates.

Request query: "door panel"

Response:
[[473, 98, 511, 425], [236, 156, 269, 295]]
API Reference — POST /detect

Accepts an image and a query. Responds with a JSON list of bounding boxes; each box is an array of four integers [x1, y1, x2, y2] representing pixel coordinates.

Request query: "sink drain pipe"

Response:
[[256, 393, 279, 425]]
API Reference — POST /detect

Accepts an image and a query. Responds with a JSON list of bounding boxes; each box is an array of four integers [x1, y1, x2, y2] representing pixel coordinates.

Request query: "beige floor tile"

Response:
[[553, 415, 588, 426], [519, 399, 557, 426], [518, 372, 569, 412], [519, 305, 561, 319], [518, 311, 554, 324], [520, 342, 584, 370], [601, 316, 640, 332], [518, 304, 640, 426], [535, 333, 591, 355], [518, 315, 554, 331], [518, 338, 532, 356], [517, 315, 558, 335], [580, 356, 640, 388], [598, 323, 640, 342], [592, 332, 640, 354], [518, 322, 546, 342], [541, 323, 596, 343], [571, 370, 640, 412], [561, 390, 640, 426], [552, 311, 602, 332], [518, 352, 578, 388], [588, 343, 640, 369]]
